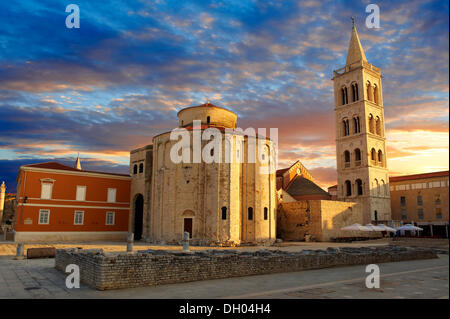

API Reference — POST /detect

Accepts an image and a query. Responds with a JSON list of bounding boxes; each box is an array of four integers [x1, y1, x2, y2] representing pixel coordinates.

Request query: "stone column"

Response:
[[0, 181, 6, 223]]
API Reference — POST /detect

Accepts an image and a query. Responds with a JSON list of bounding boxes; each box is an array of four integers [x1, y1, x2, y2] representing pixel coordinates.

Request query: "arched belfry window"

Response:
[[341, 86, 348, 105], [373, 84, 379, 104], [353, 116, 360, 133], [343, 119, 350, 136], [369, 114, 375, 134], [371, 148, 377, 162], [352, 82, 359, 102], [207, 116, 211, 124], [356, 179, 363, 195], [378, 150, 383, 166], [344, 150, 350, 168], [354, 148, 361, 166], [367, 81, 372, 101], [345, 180, 352, 196], [139, 163, 144, 173], [375, 116, 381, 135], [133, 164, 138, 175]]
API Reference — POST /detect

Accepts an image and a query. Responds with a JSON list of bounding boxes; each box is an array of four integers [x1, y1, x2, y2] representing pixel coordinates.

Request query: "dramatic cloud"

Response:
[[0, 0, 448, 192]]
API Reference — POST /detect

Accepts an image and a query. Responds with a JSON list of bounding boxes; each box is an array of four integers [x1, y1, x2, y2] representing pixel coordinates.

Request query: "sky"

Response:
[[0, 0, 448, 193]]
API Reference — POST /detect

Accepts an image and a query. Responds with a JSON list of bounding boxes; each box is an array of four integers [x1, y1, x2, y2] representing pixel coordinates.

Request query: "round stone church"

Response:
[[129, 102, 277, 246]]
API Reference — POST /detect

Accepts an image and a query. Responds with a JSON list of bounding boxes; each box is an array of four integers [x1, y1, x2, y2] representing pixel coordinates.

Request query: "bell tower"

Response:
[[332, 21, 391, 224]]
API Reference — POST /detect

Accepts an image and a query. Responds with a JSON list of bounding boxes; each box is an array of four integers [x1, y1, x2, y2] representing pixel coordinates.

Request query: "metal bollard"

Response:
[[126, 233, 134, 252], [182, 231, 190, 251], [15, 243, 24, 260]]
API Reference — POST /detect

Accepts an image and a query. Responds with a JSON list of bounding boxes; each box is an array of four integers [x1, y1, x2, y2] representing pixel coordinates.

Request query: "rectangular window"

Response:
[[74, 211, 84, 225], [400, 196, 406, 207], [107, 188, 117, 203], [106, 212, 115, 225], [436, 208, 442, 219], [41, 183, 53, 199], [435, 194, 441, 205], [401, 209, 407, 220], [38, 209, 50, 224], [417, 195, 423, 206], [417, 208, 424, 220], [76, 186, 86, 201]]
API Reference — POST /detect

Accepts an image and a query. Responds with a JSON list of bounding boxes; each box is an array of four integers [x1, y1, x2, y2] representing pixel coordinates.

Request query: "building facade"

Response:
[[14, 162, 131, 242], [129, 102, 277, 246], [390, 171, 449, 238], [332, 22, 391, 224]]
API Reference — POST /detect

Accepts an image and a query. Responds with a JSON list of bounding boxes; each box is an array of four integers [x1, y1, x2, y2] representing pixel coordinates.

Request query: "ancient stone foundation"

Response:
[[55, 246, 437, 290]]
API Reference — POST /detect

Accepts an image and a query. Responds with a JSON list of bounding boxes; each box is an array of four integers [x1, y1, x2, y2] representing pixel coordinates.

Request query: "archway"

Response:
[[134, 194, 144, 240]]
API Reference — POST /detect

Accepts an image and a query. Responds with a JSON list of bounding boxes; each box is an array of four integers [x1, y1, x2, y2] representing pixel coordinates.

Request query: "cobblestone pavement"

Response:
[[0, 254, 448, 299]]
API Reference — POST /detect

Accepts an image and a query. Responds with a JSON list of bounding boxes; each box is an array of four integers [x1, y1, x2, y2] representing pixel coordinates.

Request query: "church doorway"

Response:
[[184, 218, 193, 238], [134, 194, 144, 240]]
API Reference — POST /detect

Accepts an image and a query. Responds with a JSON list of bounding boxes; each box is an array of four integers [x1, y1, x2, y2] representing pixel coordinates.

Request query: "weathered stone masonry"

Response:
[[55, 247, 437, 290]]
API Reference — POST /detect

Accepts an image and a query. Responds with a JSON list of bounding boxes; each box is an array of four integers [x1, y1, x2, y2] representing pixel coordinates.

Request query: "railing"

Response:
[[333, 60, 380, 77], [355, 160, 361, 166], [345, 162, 350, 168]]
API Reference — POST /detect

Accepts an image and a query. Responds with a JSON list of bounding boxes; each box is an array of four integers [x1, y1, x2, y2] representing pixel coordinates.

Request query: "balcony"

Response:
[[355, 160, 361, 167]]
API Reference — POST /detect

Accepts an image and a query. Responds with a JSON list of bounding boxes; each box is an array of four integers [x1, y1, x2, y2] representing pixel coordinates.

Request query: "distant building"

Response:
[[276, 161, 330, 201], [390, 171, 449, 238], [14, 161, 131, 242]]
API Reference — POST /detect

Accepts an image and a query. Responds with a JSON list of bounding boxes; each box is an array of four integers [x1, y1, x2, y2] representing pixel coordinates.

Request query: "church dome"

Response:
[[177, 102, 238, 129]]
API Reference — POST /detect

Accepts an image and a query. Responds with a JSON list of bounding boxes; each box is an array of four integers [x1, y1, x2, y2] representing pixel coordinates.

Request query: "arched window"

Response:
[[374, 210, 378, 221], [345, 180, 352, 196], [354, 148, 361, 165], [378, 150, 383, 166], [374, 179, 379, 195], [343, 119, 350, 136], [133, 164, 137, 175], [344, 150, 350, 167], [139, 163, 144, 173], [371, 148, 376, 162], [366, 81, 372, 101], [341, 86, 348, 105], [353, 116, 360, 133], [221, 207, 227, 220], [352, 82, 359, 101], [248, 207, 253, 220], [369, 114, 375, 134], [264, 207, 268, 220], [373, 84, 378, 104], [381, 179, 386, 196], [375, 116, 381, 135], [207, 116, 211, 124], [356, 179, 363, 195]]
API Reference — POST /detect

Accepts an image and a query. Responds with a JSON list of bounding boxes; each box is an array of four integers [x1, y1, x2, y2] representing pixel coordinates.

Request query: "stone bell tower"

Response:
[[332, 20, 391, 224]]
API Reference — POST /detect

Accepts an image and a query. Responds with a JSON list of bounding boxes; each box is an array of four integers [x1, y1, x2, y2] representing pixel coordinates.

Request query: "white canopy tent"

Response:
[[340, 223, 371, 231]]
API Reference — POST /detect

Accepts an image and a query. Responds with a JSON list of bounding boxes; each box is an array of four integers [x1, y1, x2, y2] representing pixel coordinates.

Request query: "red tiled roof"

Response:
[[22, 162, 130, 177], [389, 171, 449, 183]]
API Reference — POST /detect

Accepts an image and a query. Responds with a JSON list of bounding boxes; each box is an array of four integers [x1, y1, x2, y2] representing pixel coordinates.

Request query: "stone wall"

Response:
[[55, 246, 437, 290], [278, 200, 372, 241]]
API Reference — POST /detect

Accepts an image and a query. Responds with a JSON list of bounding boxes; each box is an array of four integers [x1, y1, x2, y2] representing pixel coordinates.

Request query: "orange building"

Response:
[[14, 161, 131, 242]]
